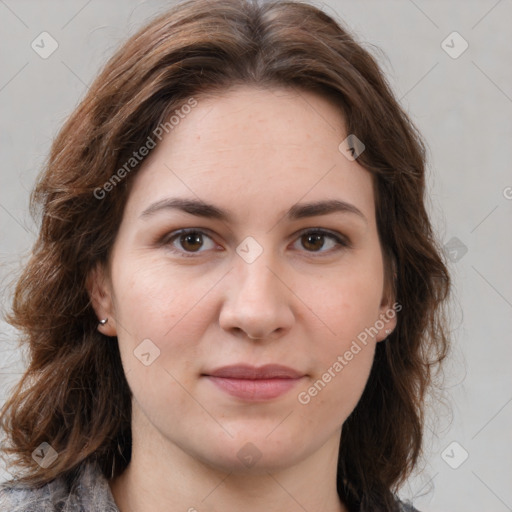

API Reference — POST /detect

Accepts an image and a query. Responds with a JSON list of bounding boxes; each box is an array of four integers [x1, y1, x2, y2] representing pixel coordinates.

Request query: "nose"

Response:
[[218, 250, 295, 341]]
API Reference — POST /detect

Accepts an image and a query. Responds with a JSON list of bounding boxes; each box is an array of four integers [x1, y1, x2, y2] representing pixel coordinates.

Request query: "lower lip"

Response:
[[205, 376, 303, 401]]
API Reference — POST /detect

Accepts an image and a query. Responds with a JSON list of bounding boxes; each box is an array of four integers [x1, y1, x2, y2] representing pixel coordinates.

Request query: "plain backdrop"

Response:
[[0, 1, 511, 511]]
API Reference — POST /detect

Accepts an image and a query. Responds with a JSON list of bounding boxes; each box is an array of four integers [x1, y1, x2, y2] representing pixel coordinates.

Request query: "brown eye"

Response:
[[294, 229, 349, 254], [179, 232, 204, 252], [301, 232, 326, 251], [163, 229, 217, 257], [160, 227, 349, 259]]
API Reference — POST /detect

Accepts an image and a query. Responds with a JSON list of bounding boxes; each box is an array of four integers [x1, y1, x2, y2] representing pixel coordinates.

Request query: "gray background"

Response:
[[1, 1, 511, 510]]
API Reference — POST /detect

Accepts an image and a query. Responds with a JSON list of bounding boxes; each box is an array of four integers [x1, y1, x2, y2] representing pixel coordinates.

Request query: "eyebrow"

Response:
[[139, 197, 367, 224]]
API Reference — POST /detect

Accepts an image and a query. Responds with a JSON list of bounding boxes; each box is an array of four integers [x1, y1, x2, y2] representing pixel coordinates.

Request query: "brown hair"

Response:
[[0, 0, 451, 509]]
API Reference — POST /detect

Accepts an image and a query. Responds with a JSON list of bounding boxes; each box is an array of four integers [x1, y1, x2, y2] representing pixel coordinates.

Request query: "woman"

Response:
[[0, 0, 450, 510]]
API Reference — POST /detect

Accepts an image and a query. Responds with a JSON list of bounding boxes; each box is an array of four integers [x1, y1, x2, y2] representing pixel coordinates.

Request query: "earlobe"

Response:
[[375, 261, 398, 342], [375, 298, 399, 342], [375, 285, 398, 343], [85, 263, 117, 337]]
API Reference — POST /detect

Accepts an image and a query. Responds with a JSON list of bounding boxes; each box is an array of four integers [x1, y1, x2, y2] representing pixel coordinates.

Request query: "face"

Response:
[[88, 85, 397, 473]]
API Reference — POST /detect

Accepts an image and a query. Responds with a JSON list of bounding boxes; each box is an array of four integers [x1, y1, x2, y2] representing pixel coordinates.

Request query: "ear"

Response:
[[375, 260, 398, 343], [85, 262, 118, 337]]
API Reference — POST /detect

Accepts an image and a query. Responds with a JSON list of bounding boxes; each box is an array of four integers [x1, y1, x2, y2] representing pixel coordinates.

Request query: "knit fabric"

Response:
[[0, 461, 119, 512]]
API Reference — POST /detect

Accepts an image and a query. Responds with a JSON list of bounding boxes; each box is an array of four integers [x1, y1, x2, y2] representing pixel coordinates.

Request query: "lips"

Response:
[[203, 364, 306, 401], [205, 364, 304, 379]]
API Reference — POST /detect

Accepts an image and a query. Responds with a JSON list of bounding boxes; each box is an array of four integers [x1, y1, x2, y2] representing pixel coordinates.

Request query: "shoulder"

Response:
[[0, 460, 119, 512]]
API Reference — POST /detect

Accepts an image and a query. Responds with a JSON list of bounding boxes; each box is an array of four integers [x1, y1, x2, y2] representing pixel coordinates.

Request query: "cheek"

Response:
[[107, 263, 187, 393], [112, 256, 213, 339], [110, 258, 207, 427], [294, 259, 382, 414], [302, 259, 384, 351], [297, 310, 377, 426]]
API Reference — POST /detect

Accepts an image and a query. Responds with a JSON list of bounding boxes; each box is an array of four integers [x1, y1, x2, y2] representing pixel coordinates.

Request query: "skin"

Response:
[[87, 85, 397, 512]]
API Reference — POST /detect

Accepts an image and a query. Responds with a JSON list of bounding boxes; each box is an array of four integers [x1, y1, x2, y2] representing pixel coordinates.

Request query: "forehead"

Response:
[[123, 85, 376, 226]]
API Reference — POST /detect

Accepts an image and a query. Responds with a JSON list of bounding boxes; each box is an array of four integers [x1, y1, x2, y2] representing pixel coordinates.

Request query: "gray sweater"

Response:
[[0, 462, 118, 512], [0, 461, 420, 511]]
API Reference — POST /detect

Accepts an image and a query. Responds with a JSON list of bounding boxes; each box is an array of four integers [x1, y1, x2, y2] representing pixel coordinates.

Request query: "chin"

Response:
[[190, 432, 311, 474]]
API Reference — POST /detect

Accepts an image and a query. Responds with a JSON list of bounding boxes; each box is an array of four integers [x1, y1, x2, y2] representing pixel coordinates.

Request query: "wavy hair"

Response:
[[0, 0, 451, 510]]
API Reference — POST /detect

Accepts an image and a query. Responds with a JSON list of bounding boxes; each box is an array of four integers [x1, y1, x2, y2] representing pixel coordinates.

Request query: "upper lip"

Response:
[[204, 364, 304, 379]]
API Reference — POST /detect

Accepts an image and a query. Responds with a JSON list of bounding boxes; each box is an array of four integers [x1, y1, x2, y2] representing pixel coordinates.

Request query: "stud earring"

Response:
[[99, 318, 108, 326]]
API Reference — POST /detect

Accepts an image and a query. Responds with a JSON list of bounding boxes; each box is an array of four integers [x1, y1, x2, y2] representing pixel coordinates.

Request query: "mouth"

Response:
[[202, 364, 306, 401]]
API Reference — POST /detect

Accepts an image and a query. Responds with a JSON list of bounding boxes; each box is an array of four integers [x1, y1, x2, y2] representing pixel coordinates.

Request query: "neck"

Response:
[[109, 408, 348, 512]]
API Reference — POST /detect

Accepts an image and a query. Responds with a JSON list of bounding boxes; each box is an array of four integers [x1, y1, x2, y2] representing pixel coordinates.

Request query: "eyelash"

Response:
[[159, 227, 351, 258]]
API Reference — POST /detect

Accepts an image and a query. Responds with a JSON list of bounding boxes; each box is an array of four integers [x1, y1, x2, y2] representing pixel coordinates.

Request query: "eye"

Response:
[[162, 228, 217, 257], [292, 228, 349, 254], [160, 227, 349, 258]]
